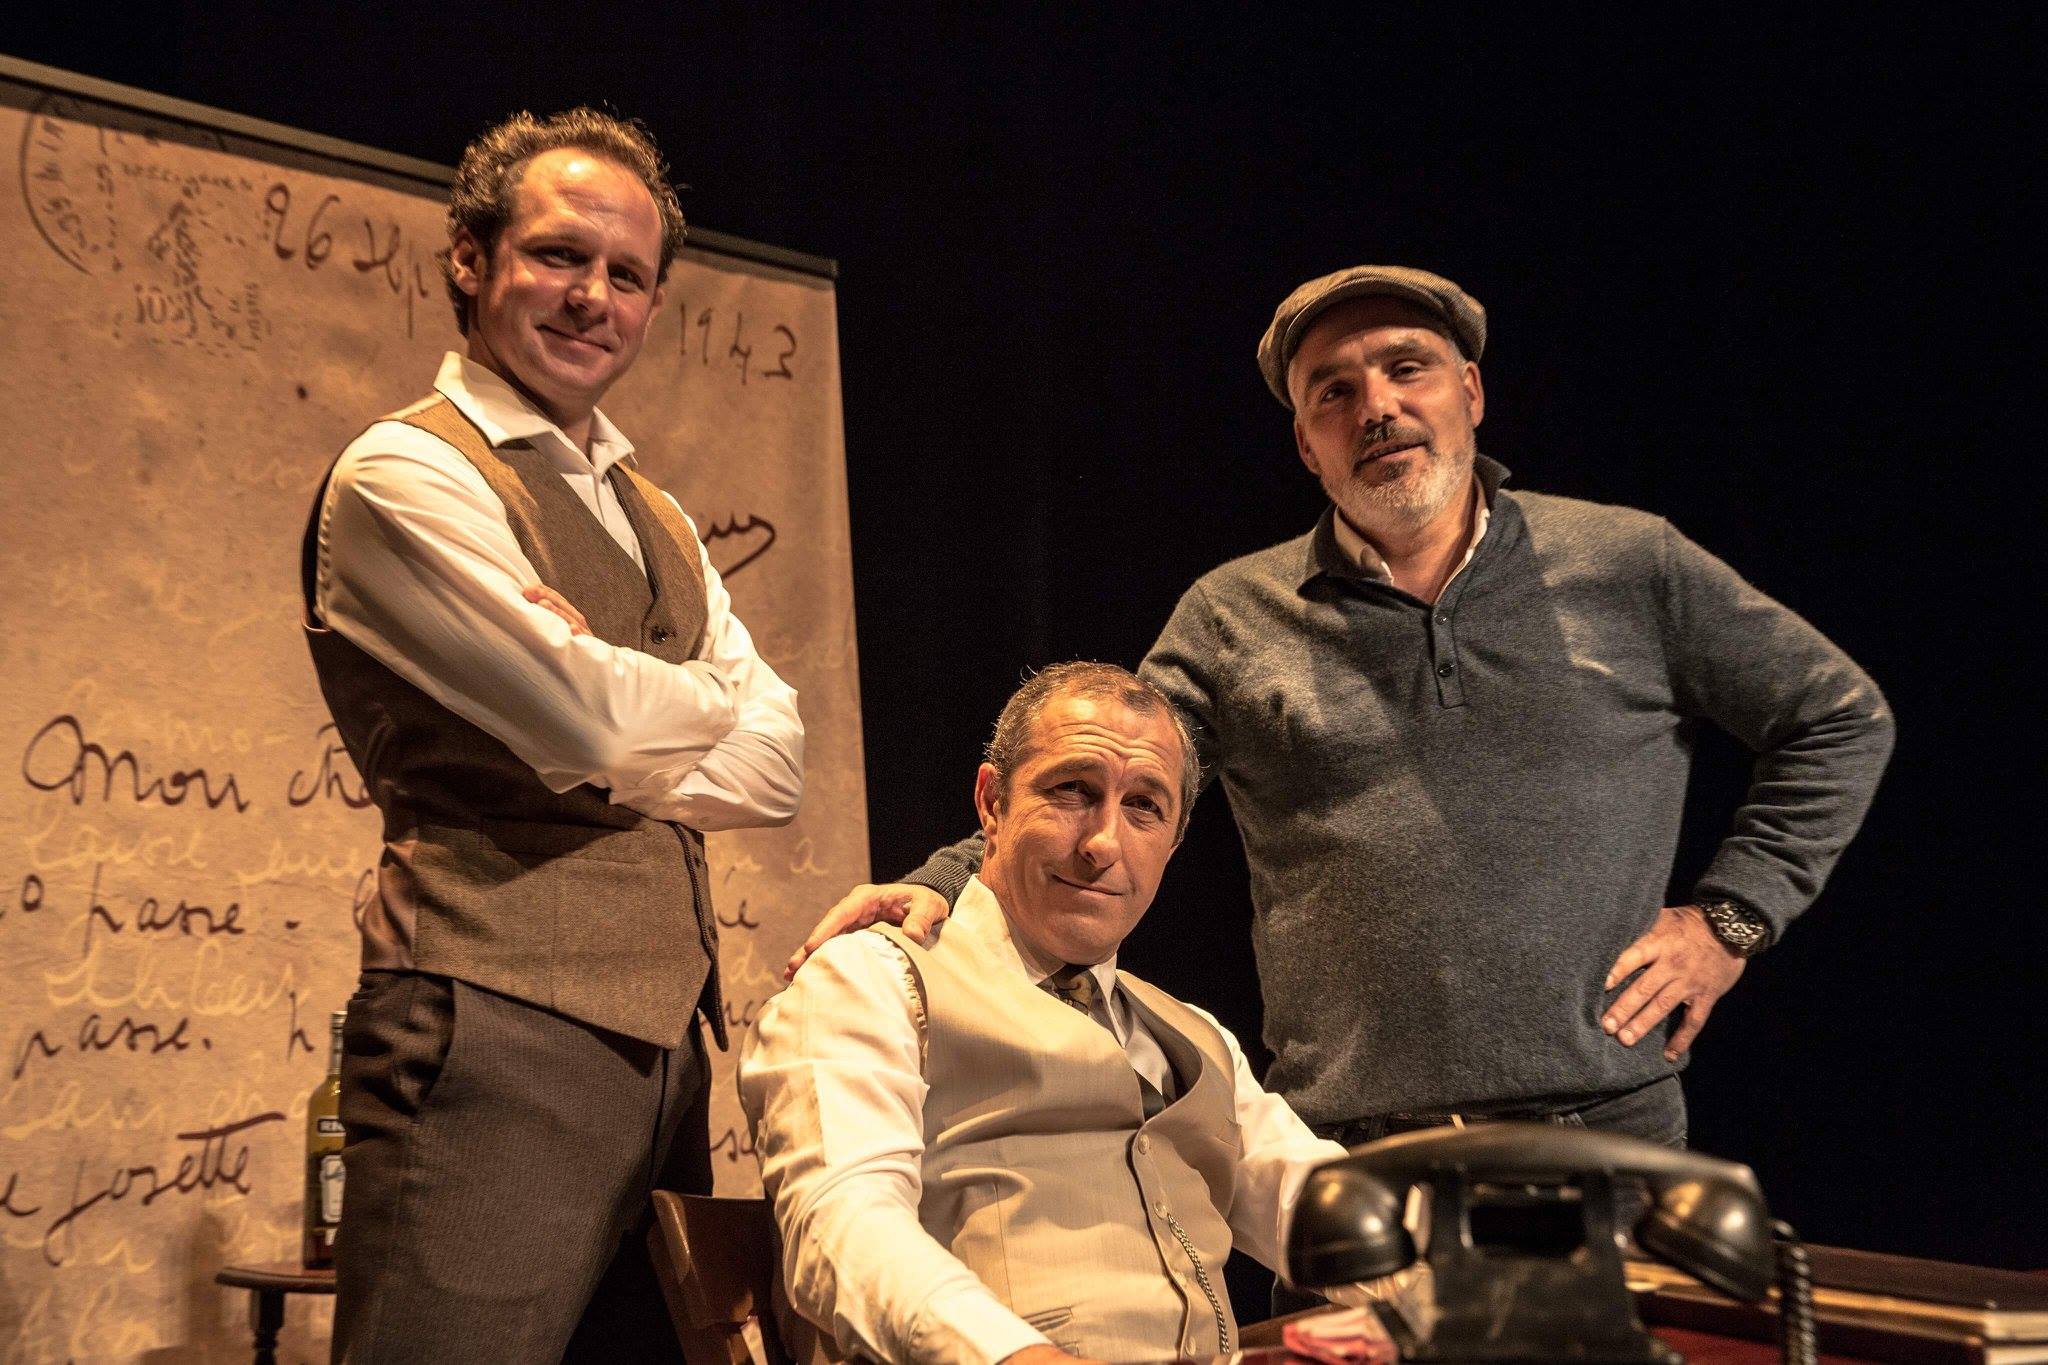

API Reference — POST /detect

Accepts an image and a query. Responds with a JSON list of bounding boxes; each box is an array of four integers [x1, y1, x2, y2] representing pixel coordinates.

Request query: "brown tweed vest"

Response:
[[302, 395, 724, 1050]]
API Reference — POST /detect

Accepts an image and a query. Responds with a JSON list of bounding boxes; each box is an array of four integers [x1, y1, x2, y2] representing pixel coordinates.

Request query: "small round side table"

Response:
[[215, 1262, 336, 1365]]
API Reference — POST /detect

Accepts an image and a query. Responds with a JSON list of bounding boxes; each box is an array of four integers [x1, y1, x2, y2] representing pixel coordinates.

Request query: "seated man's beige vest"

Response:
[[877, 897, 1242, 1362], [300, 396, 723, 1050]]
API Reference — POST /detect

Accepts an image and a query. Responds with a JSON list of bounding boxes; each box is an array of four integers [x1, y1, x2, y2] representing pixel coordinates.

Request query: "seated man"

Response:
[[741, 662, 1371, 1365]]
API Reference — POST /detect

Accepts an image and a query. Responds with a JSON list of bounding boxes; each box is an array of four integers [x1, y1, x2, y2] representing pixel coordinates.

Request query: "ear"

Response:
[[1293, 415, 1319, 476], [1462, 360, 1485, 429], [449, 229, 486, 300], [973, 763, 1005, 847], [649, 281, 667, 320]]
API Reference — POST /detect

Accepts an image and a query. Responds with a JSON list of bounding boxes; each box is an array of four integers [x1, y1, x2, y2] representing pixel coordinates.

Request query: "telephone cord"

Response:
[[1772, 1219, 1817, 1365]]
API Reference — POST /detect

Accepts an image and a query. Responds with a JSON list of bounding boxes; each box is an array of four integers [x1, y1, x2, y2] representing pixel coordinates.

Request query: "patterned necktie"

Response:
[[1043, 964, 1170, 1119], [1045, 963, 1105, 1019]]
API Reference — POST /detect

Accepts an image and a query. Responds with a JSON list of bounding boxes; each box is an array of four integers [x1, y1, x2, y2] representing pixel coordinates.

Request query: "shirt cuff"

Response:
[[904, 1283, 1051, 1365]]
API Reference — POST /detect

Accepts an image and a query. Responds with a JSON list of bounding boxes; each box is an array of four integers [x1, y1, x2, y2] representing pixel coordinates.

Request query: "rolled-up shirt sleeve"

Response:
[[316, 423, 801, 828], [739, 934, 1047, 1365]]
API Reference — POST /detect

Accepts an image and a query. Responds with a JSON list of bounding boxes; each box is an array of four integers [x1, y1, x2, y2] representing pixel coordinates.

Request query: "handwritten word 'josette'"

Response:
[[39, 1109, 285, 1266], [20, 715, 249, 812]]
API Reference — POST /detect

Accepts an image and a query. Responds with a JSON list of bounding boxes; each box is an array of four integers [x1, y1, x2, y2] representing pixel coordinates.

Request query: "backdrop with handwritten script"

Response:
[[0, 76, 867, 1362]]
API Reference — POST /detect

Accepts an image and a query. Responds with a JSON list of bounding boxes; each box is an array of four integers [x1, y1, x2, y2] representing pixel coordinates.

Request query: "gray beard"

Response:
[[1331, 440, 1474, 537]]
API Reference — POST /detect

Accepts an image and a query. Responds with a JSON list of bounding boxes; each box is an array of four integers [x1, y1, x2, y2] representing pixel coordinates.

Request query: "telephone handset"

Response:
[[1286, 1123, 1806, 1364]]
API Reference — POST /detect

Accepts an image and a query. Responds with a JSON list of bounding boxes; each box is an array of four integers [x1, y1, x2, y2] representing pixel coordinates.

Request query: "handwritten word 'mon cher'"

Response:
[[21, 715, 249, 813], [284, 723, 370, 810]]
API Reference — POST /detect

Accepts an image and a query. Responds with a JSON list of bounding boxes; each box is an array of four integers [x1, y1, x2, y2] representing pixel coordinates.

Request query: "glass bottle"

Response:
[[302, 1010, 345, 1269]]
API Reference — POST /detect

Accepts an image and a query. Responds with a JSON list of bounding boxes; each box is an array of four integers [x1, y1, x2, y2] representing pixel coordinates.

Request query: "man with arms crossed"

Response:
[[744, 663, 1375, 1365], [797, 266, 1892, 1163], [302, 110, 802, 1361]]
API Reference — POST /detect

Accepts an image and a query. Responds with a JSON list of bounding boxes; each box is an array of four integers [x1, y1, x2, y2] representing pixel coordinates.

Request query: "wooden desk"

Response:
[[1236, 1308, 1883, 1364], [214, 1262, 335, 1365], [1651, 1325, 1879, 1365], [1227, 1328, 1875, 1363]]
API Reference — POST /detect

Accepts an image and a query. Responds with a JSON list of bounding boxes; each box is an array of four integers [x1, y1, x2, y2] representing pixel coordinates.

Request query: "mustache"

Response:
[[1352, 423, 1432, 463]]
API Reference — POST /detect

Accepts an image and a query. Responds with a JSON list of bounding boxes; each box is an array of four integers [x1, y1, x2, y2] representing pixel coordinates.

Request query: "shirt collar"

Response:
[[1298, 452, 1512, 591], [431, 351, 637, 481], [1328, 474, 1492, 582], [959, 876, 1120, 1000]]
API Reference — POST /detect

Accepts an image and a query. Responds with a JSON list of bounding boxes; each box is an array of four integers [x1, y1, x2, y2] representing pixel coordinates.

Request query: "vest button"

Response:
[[1135, 1135, 1151, 1154]]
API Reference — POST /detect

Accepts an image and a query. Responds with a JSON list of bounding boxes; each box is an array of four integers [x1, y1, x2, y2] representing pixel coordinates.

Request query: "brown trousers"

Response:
[[332, 971, 712, 1363]]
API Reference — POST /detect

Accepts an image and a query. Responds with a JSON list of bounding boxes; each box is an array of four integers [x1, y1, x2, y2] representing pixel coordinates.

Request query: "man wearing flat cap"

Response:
[[800, 266, 1893, 1199]]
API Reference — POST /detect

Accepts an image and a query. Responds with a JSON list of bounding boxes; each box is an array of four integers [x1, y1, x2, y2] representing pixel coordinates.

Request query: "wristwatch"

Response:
[[1695, 898, 1771, 958]]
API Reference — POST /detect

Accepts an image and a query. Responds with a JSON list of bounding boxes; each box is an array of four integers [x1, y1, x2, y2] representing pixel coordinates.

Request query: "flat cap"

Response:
[[1257, 264, 1486, 408]]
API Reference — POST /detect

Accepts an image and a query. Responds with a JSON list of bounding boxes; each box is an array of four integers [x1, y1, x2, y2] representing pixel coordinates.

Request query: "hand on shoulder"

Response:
[[784, 882, 950, 979]]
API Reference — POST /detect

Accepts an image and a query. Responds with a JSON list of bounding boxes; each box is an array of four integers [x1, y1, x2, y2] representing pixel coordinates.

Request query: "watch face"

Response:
[[1702, 902, 1766, 956]]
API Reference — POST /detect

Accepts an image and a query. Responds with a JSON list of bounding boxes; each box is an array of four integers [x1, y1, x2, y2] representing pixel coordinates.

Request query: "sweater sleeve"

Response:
[[899, 833, 985, 905], [1138, 581, 1225, 788], [1658, 520, 1896, 937]]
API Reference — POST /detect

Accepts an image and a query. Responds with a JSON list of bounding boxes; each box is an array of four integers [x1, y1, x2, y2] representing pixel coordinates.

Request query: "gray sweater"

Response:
[[907, 458, 1894, 1126]]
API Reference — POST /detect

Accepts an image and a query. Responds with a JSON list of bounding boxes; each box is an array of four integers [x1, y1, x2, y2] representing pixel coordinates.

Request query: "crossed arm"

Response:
[[318, 424, 803, 828]]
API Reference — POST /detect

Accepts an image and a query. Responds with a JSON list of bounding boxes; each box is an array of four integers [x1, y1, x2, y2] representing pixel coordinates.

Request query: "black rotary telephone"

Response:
[[1285, 1124, 1815, 1364]]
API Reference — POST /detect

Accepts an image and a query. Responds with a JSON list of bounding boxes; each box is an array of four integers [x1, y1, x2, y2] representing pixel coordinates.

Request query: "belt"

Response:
[[1319, 1102, 1600, 1149]]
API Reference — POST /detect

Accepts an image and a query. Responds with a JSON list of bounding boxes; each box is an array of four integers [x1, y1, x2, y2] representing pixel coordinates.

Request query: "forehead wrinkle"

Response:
[[1024, 715, 1179, 769]]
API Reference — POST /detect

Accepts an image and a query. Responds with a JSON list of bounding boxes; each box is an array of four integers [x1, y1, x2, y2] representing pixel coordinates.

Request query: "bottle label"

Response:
[[316, 1116, 344, 1137], [319, 1154, 345, 1223]]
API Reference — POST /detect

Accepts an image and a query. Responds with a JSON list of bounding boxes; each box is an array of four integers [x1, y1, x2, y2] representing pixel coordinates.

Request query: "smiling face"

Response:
[[976, 691, 1186, 967], [1288, 295, 1485, 542], [450, 147, 665, 442]]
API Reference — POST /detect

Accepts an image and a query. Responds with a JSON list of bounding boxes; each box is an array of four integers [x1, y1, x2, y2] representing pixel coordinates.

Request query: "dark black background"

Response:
[[12, 4, 2039, 1284]]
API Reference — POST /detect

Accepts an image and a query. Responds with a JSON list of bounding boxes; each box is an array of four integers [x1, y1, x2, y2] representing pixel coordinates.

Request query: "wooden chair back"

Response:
[[647, 1191, 838, 1365]]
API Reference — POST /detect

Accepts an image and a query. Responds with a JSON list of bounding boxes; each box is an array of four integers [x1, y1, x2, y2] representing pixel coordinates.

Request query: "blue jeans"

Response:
[[1269, 1076, 1687, 1317]]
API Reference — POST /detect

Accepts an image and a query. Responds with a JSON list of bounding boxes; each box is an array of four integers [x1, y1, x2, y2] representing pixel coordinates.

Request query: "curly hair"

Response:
[[439, 107, 687, 332], [984, 662, 1203, 842]]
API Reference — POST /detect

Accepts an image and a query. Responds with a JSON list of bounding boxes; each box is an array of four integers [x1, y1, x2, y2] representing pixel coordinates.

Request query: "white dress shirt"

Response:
[[740, 878, 1355, 1365], [313, 352, 803, 830]]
